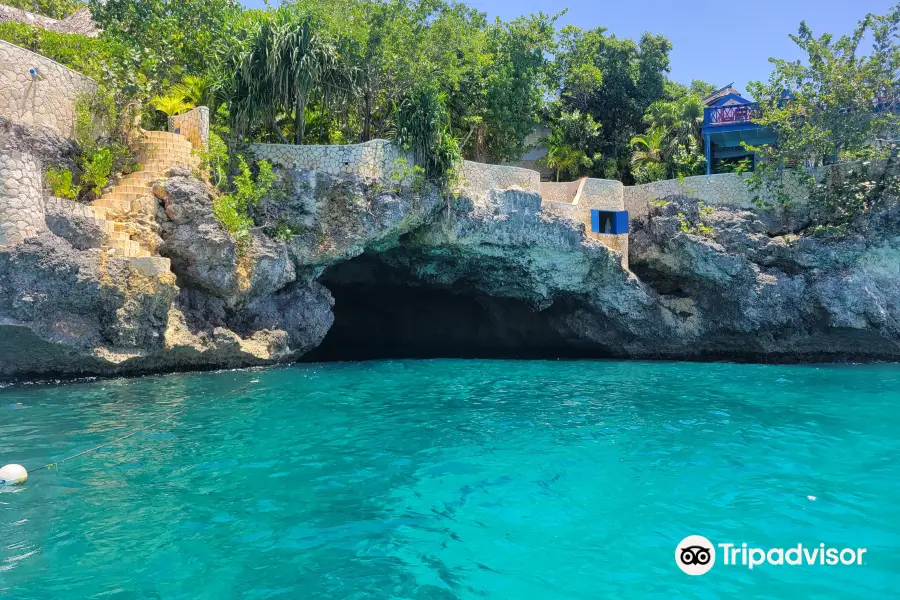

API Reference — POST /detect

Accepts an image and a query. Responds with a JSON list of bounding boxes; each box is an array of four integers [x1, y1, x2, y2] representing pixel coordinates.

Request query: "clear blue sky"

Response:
[[241, 0, 894, 95]]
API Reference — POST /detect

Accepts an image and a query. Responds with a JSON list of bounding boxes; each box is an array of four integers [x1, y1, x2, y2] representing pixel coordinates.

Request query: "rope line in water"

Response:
[[28, 380, 257, 475]]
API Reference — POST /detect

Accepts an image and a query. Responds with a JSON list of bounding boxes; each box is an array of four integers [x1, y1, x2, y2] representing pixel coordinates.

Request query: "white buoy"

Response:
[[0, 464, 28, 486]]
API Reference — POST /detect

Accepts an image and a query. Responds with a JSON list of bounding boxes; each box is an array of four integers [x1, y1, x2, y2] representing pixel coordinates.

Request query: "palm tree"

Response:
[[227, 11, 351, 144], [171, 75, 214, 108], [641, 95, 706, 177], [630, 127, 667, 170], [544, 134, 593, 181], [151, 94, 195, 117]]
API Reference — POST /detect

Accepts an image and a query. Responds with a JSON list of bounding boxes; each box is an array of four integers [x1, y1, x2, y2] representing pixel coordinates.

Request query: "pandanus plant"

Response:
[[227, 11, 353, 144]]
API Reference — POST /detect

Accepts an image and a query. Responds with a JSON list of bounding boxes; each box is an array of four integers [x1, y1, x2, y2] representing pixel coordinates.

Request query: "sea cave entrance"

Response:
[[303, 253, 604, 362]]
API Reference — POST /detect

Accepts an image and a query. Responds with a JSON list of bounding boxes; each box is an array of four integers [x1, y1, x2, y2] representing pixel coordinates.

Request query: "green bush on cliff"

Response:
[[213, 156, 277, 247]]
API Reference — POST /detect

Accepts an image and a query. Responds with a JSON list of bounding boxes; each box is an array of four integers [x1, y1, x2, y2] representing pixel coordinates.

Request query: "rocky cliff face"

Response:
[[2, 165, 899, 380]]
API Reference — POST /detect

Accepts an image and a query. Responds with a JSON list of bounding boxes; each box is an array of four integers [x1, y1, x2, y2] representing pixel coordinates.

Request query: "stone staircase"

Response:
[[87, 130, 199, 270]]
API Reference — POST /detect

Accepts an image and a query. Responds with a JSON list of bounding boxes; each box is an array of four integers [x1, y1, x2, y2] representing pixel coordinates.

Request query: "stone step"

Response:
[[104, 190, 152, 201], [109, 231, 130, 242], [140, 137, 193, 147], [139, 138, 193, 149], [113, 222, 128, 233], [107, 238, 145, 256], [138, 161, 198, 172], [118, 172, 160, 184], [137, 152, 196, 164], [142, 131, 191, 144], [109, 184, 152, 195], [92, 198, 132, 212]]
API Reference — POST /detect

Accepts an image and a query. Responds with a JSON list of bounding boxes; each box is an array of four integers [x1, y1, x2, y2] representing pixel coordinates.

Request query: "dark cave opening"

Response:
[[303, 254, 606, 362]]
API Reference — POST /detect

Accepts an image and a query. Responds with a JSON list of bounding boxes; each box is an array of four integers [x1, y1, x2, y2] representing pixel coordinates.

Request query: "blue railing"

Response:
[[704, 103, 761, 127]]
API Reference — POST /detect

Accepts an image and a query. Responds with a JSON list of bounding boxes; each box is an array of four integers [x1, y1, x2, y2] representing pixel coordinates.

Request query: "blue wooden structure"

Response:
[[701, 84, 777, 175], [591, 210, 628, 235]]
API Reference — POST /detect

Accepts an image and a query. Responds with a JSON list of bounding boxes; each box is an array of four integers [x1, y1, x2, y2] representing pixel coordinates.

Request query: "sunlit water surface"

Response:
[[1, 360, 898, 599]]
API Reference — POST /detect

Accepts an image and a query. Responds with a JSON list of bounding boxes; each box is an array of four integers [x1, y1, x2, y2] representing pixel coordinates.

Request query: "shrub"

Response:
[[213, 156, 277, 248], [45, 167, 81, 199], [391, 83, 461, 189], [80, 147, 115, 195]]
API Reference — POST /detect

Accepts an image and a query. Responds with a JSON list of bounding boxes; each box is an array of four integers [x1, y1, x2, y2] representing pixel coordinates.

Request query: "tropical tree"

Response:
[[544, 126, 593, 181], [552, 24, 674, 182], [151, 94, 194, 117], [227, 10, 348, 144], [391, 82, 461, 183], [635, 93, 707, 180], [747, 4, 900, 223], [629, 127, 668, 183]]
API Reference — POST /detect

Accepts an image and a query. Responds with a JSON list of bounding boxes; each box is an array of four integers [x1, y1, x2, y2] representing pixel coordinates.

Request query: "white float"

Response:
[[0, 464, 28, 486]]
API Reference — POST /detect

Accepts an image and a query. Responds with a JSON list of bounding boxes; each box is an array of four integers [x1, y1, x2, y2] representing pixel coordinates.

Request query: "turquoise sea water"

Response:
[[0, 360, 898, 599]]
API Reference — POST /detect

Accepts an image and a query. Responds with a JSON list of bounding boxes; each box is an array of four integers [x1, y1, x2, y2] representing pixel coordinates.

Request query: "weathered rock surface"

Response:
[[2, 166, 900, 380], [628, 195, 900, 360]]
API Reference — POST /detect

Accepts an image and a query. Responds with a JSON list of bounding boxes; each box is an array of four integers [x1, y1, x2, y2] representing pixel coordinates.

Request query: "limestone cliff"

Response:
[[1, 165, 899, 380]]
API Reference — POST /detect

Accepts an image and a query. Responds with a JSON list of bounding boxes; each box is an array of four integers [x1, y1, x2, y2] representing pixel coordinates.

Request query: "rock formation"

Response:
[[2, 160, 899, 379]]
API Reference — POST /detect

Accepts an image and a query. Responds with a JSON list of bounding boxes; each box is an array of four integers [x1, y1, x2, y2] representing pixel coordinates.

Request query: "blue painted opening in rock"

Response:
[[591, 210, 628, 235]]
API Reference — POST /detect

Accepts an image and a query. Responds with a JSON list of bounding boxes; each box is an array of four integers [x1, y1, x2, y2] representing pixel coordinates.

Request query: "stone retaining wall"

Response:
[[458, 160, 540, 195], [250, 139, 404, 180], [169, 106, 209, 151], [0, 149, 45, 245], [539, 179, 582, 204], [0, 39, 97, 139], [623, 171, 813, 223], [0, 5, 99, 36]]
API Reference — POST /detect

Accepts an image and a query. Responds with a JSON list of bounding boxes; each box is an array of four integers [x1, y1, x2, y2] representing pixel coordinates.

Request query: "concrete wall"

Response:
[[0, 149, 45, 245], [250, 139, 404, 180], [0, 5, 99, 36], [169, 106, 209, 151], [0, 39, 97, 138]]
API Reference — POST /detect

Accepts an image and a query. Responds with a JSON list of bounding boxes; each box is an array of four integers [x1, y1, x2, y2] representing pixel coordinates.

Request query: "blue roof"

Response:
[[708, 93, 753, 108]]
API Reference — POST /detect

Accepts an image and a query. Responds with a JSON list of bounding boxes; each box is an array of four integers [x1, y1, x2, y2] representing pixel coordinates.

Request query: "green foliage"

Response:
[[89, 0, 242, 84], [80, 147, 114, 195], [199, 132, 230, 190], [226, 9, 348, 144], [72, 90, 136, 196], [552, 24, 675, 182], [388, 158, 427, 195], [542, 118, 594, 181], [677, 202, 715, 237], [747, 4, 900, 226], [3, 0, 82, 19], [213, 156, 277, 246], [628, 93, 707, 183], [714, 158, 752, 174], [151, 94, 194, 117], [45, 167, 81, 200], [391, 83, 462, 187]]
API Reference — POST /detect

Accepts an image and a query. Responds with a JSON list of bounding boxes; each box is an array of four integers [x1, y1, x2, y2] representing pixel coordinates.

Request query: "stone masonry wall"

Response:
[[539, 179, 582, 204], [169, 106, 209, 151], [0, 5, 99, 36], [623, 171, 812, 224], [0, 40, 97, 139], [458, 160, 541, 195], [0, 149, 45, 245], [251, 139, 404, 180]]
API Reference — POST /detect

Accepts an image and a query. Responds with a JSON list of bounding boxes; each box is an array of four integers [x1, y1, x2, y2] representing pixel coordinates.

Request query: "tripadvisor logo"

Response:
[[675, 536, 867, 575], [675, 535, 715, 575]]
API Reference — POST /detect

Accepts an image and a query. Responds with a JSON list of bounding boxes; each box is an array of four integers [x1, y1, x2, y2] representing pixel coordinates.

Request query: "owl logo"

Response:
[[675, 535, 716, 575]]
